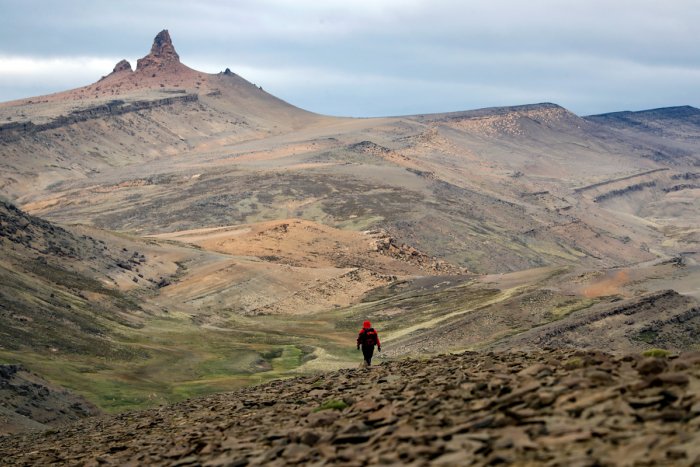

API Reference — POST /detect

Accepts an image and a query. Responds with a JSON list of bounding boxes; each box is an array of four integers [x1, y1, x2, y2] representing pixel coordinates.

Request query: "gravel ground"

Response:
[[2, 348, 700, 466]]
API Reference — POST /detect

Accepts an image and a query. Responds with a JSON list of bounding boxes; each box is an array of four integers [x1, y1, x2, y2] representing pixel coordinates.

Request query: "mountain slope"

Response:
[[0, 30, 320, 200], [2, 349, 699, 465], [0, 364, 99, 435], [0, 200, 155, 358], [585, 106, 700, 166], [1, 33, 696, 274]]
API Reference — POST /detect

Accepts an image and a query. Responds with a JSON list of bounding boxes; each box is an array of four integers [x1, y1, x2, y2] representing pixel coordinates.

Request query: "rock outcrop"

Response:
[[111, 59, 132, 73], [136, 29, 181, 72], [2, 349, 699, 465], [366, 228, 466, 275], [106, 29, 181, 79], [593, 181, 657, 203], [0, 94, 198, 142]]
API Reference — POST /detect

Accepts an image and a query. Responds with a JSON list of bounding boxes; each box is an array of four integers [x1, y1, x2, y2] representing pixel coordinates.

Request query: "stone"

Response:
[[306, 410, 339, 427], [655, 372, 690, 386], [136, 29, 181, 72], [299, 430, 320, 446], [352, 399, 378, 412], [666, 447, 687, 460], [538, 430, 593, 447], [171, 455, 199, 466], [366, 405, 395, 425], [560, 376, 589, 389], [332, 434, 371, 445], [338, 421, 370, 435], [690, 401, 700, 414], [537, 391, 557, 407], [676, 351, 700, 367], [518, 363, 552, 377], [627, 395, 665, 408], [281, 443, 311, 463], [392, 422, 419, 440], [660, 408, 688, 422], [493, 426, 537, 450], [637, 357, 668, 376], [586, 369, 614, 384], [112, 60, 132, 73], [3, 349, 699, 466]]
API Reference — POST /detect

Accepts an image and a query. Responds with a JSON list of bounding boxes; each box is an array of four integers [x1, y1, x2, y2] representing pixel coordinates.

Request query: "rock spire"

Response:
[[136, 29, 181, 71]]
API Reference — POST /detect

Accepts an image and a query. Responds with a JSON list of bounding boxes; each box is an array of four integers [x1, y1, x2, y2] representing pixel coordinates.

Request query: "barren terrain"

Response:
[[0, 30, 699, 445], [3, 349, 700, 465]]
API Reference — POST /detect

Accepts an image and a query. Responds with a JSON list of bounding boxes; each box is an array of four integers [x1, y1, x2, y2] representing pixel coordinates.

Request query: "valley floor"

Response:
[[2, 214, 698, 416]]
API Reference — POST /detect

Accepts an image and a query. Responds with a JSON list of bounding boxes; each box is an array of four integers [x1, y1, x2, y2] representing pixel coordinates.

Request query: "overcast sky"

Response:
[[1, 0, 698, 117]]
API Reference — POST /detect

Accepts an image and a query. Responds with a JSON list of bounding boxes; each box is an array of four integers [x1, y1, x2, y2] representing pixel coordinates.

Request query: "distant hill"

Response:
[[585, 106, 700, 166], [586, 105, 700, 129]]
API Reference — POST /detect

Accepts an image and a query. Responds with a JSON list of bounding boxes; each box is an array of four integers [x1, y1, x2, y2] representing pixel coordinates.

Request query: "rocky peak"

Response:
[[112, 59, 132, 73], [149, 30, 179, 61], [136, 29, 181, 72]]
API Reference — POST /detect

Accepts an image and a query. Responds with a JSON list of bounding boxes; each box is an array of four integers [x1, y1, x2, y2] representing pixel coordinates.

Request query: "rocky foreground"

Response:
[[2, 349, 700, 466]]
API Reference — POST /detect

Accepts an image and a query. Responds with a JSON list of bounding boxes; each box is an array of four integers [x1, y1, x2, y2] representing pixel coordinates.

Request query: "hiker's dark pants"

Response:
[[362, 345, 374, 365]]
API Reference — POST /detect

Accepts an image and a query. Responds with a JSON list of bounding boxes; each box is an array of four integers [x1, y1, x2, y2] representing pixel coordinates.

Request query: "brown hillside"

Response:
[[0, 365, 99, 435]]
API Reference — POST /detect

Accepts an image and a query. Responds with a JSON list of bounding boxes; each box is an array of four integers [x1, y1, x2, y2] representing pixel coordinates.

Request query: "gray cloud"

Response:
[[1, 0, 698, 116]]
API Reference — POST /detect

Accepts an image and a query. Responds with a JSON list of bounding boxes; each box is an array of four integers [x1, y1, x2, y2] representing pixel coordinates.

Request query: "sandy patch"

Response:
[[582, 270, 630, 298]]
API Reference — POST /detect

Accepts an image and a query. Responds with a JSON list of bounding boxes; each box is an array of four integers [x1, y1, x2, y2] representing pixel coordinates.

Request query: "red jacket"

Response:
[[357, 321, 381, 348]]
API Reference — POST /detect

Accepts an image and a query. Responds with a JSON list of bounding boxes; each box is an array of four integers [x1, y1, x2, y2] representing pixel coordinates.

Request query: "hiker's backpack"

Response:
[[362, 328, 378, 346]]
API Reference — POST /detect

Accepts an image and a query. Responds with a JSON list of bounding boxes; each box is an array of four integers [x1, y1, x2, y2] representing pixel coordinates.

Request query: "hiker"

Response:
[[357, 320, 381, 366]]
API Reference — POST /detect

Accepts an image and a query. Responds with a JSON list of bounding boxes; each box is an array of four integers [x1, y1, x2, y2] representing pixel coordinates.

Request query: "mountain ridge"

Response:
[[586, 105, 700, 120], [0, 29, 312, 126], [1, 30, 695, 124]]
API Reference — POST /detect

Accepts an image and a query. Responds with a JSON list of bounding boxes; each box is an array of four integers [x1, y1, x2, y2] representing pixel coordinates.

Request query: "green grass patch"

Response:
[[315, 399, 349, 412], [0, 307, 361, 414], [563, 357, 584, 370], [527, 241, 581, 261], [634, 329, 659, 344], [270, 345, 303, 373], [642, 348, 671, 358], [550, 298, 596, 319], [334, 215, 384, 231]]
